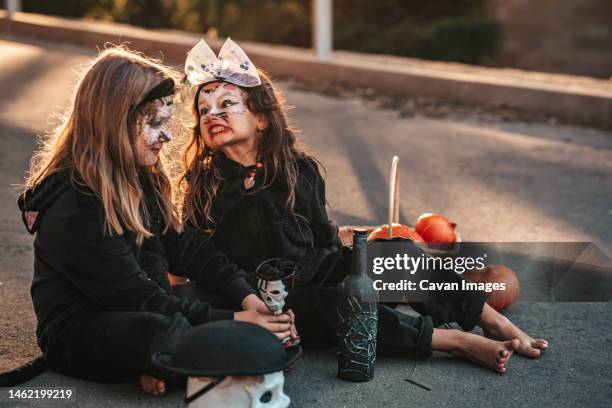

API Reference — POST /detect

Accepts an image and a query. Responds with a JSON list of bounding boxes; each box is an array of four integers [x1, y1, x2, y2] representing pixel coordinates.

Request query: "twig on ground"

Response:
[[405, 365, 431, 391], [405, 377, 432, 391]]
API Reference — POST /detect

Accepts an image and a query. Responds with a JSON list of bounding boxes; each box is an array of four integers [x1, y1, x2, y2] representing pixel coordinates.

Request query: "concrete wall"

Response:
[[486, 0, 612, 78]]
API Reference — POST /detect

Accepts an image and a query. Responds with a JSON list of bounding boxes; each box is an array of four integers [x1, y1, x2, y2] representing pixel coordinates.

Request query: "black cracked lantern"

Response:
[[337, 228, 379, 382]]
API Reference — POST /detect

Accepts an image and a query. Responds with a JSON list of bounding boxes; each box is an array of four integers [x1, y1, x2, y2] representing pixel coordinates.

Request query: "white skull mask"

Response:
[[186, 372, 290, 408], [258, 279, 288, 315]]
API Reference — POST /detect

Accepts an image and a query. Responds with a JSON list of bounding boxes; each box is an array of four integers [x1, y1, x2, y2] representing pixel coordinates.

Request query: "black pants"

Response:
[[44, 261, 485, 383], [283, 246, 487, 358], [43, 284, 227, 384]]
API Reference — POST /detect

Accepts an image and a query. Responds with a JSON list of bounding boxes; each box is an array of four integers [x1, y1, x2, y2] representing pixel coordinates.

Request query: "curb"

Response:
[[1, 11, 611, 128]]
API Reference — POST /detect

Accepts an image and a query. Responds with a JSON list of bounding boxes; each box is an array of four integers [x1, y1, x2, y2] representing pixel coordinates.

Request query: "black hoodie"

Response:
[[17, 171, 255, 352], [191, 153, 346, 287]]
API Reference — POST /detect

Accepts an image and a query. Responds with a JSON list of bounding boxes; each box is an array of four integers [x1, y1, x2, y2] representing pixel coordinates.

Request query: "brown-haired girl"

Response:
[[181, 38, 548, 374], [17, 46, 292, 395]]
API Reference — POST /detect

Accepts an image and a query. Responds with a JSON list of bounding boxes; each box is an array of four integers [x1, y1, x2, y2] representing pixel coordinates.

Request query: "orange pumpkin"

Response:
[[367, 223, 425, 243], [463, 264, 520, 310], [415, 213, 456, 243]]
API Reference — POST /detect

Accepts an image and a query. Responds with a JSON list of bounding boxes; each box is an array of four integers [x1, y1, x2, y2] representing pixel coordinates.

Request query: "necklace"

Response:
[[244, 161, 263, 189]]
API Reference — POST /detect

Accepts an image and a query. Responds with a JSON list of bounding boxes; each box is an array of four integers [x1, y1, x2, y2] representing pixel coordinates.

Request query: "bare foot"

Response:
[[483, 315, 548, 358], [479, 304, 548, 358], [453, 332, 519, 374], [138, 374, 166, 396]]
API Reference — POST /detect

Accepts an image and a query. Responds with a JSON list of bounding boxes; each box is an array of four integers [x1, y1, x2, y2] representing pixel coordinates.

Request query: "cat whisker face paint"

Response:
[[199, 83, 248, 124], [133, 95, 174, 166], [197, 82, 260, 150]]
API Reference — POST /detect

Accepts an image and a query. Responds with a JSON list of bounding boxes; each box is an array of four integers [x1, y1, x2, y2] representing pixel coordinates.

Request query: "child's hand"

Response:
[[234, 310, 292, 340], [241, 293, 269, 313], [287, 309, 299, 341]]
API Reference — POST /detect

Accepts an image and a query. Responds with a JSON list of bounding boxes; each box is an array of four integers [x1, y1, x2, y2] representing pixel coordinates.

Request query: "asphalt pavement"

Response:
[[1, 36, 611, 407]]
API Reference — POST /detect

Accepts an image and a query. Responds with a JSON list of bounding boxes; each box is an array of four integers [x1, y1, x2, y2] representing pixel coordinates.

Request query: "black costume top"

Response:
[[191, 153, 347, 287], [18, 171, 254, 351]]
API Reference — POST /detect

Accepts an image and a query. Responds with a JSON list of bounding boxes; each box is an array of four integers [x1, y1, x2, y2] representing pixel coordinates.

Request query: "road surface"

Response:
[[1, 36, 610, 407]]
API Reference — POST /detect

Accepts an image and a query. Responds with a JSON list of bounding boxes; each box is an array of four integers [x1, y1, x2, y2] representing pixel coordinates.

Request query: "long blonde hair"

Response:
[[24, 46, 181, 244]]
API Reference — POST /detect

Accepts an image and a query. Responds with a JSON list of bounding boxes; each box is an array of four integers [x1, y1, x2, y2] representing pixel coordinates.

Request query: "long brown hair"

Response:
[[24, 46, 181, 244], [181, 70, 305, 231]]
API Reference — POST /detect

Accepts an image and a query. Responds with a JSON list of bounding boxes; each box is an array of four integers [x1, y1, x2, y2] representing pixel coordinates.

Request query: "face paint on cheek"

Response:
[[222, 84, 249, 115], [158, 124, 172, 142], [141, 121, 161, 145], [139, 98, 174, 145], [224, 100, 248, 116], [199, 84, 249, 124], [157, 96, 174, 121]]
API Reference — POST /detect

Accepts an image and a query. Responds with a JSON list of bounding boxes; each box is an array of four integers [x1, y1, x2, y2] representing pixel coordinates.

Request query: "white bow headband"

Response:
[[184, 38, 261, 87]]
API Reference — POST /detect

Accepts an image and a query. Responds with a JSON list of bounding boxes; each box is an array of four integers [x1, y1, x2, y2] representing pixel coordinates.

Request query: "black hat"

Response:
[[151, 320, 301, 377]]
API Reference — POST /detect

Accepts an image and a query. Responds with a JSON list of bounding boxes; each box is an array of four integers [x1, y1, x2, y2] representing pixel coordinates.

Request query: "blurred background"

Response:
[[16, 0, 612, 78]]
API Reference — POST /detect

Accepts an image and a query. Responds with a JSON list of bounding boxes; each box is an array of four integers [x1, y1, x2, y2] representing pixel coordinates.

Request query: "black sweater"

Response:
[[18, 171, 254, 350], [193, 153, 347, 287]]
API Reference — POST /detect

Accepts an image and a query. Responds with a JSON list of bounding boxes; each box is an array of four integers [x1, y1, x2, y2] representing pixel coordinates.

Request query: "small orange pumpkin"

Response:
[[463, 264, 520, 310]]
